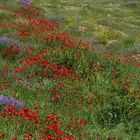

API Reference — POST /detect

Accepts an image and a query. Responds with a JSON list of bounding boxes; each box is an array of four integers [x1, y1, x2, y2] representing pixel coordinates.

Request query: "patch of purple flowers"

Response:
[[0, 36, 21, 51], [20, 0, 32, 7], [0, 95, 25, 107]]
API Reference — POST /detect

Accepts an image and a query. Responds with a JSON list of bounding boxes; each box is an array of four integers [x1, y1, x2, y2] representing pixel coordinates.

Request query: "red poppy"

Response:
[[0, 133, 6, 138], [12, 138, 17, 140], [0, 85, 3, 91]]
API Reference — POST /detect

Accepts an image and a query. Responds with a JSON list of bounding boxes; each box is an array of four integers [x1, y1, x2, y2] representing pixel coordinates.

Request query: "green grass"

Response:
[[35, 0, 140, 56], [0, 0, 140, 140]]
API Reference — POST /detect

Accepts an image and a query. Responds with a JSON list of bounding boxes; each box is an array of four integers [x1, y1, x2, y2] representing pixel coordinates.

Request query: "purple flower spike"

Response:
[[0, 95, 25, 107], [20, 0, 32, 7], [0, 36, 22, 51]]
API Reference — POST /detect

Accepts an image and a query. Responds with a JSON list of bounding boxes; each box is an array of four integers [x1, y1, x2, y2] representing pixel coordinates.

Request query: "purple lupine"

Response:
[[0, 36, 22, 51], [0, 95, 25, 107], [20, 0, 32, 7]]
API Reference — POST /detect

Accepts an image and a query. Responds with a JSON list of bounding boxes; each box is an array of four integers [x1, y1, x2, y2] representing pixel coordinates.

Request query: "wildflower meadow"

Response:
[[0, 0, 140, 140]]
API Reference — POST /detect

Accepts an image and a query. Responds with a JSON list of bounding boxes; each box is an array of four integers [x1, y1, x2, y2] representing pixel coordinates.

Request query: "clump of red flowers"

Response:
[[0, 106, 87, 139]]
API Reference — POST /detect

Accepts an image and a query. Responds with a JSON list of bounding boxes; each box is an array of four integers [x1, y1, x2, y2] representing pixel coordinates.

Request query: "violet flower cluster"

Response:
[[0, 36, 21, 51], [19, 0, 32, 7], [0, 95, 25, 107]]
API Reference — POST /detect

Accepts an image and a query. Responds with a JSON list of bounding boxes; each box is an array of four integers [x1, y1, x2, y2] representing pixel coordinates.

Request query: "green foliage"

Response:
[[0, 1, 140, 139]]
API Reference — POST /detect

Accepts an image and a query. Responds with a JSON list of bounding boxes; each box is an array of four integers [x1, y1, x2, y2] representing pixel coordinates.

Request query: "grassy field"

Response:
[[0, 0, 140, 140], [34, 0, 140, 56]]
